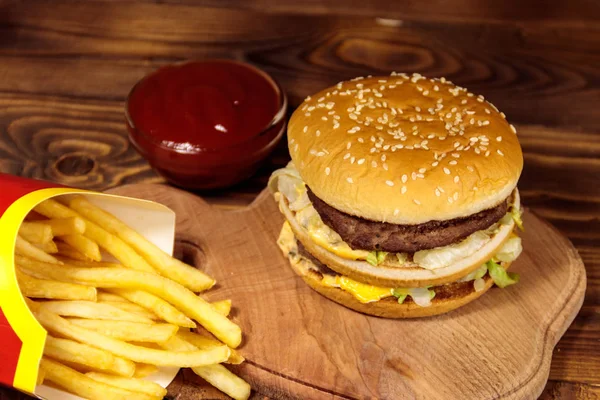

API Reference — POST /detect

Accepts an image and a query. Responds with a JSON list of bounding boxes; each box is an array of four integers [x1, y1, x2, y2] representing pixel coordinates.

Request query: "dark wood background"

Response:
[[0, 0, 598, 399]]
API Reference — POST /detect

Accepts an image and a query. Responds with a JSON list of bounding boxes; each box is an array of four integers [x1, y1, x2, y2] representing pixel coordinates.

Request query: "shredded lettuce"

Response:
[[413, 231, 490, 270], [392, 287, 435, 307], [487, 260, 519, 288], [495, 236, 523, 263], [458, 264, 488, 282], [366, 251, 388, 266]]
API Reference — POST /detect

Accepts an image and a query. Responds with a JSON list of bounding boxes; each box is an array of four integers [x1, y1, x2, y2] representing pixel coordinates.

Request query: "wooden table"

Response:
[[0, 1, 598, 399]]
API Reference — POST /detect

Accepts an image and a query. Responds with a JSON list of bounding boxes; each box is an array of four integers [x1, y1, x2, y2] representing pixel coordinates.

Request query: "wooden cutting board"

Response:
[[107, 183, 586, 400]]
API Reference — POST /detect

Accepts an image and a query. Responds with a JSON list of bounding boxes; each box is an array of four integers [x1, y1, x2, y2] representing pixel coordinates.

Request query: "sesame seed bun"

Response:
[[286, 242, 511, 318], [288, 73, 523, 224], [280, 192, 516, 288]]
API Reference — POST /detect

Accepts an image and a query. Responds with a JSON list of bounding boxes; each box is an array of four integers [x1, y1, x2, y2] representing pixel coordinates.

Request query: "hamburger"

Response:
[[269, 73, 524, 318]]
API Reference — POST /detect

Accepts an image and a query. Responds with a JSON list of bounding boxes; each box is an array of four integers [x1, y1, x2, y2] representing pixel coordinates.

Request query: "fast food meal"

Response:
[[269, 73, 525, 318], [15, 195, 251, 400]]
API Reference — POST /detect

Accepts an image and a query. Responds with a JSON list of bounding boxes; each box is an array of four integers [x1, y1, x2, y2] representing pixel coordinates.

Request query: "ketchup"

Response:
[[126, 60, 286, 189]]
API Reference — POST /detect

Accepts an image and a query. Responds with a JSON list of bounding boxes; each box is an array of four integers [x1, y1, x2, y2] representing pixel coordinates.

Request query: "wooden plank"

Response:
[[88, 0, 600, 25], [0, 2, 599, 130], [540, 380, 600, 399]]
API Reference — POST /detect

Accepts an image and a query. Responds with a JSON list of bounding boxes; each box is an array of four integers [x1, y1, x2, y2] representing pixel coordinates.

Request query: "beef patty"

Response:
[[307, 188, 508, 253]]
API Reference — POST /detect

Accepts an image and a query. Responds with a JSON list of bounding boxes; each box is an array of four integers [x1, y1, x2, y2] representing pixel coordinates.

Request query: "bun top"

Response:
[[287, 73, 523, 224]]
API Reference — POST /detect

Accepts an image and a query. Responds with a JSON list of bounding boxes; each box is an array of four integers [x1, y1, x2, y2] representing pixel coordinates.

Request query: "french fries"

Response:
[[15, 235, 59, 264], [18, 222, 53, 244], [40, 358, 156, 400], [68, 319, 178, 343], [34, 306, 230, 367], [13, 194, 250, 400], [43, 335, 135, 377], [86, 372, 168, 398], [16, 270, 97, 301], [66, 195, 215, 292], [38, 300, 155, 324], [60, 234, 102, 261], [17, 257, 242, 348], [38, 216, 86, 236], [133, 364, 159, 378], [162, 335, 251, 400]]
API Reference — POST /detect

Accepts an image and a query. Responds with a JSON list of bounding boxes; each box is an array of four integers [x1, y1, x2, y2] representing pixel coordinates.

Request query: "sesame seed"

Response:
[[394, 209, 399, 216], [497, 149, 504, 156], [461, 99, 468, 105], [358, 158, 365, 165], [453, 192, 459, 200], [325, 167, 331, 176], [510, 124, 517, 134], [438, 186, 445, 193], [401, 174, 408, 183], [358, 138, 364, 143], [343, 153, 351, 160], [485, 109, 491, 114], [432, 161, 439, 167], [473, 186, 479, 191], [414, 199, 421, 205], [435, 188, 441, 197], [467, 166, 474, 172], [401, 186, 407, 194], [318, 97, 325, 102], [347, 177, 354, 184], [351, 156, 355, 164], [371, 161, 378, 168], [482, 120, 490, 126], [322, 116, 328, 121], [454, 176, 460, 183], [386, 180, 394, 187], [309, 149, 317, 155], [443, 167, 451, 175], [496, 136, 502, 142], [316, 130, 321, 137], [411, 172, 417, 180], [448, 197, 454, 204], [485, 150, 490, 157], [418, 168, 426, 173], [449, 160, 458, 165], [294, 144, 299, 152], [383, 163, 389, 171], [305, 113, 311, 116]]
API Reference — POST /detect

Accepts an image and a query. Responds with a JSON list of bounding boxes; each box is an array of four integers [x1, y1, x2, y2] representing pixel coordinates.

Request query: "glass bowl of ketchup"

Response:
[[126, 60, 287, 190]]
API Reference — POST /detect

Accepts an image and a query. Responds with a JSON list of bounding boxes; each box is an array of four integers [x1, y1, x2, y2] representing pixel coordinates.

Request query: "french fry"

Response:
[[34, 307, 230, 367], [177, 331, 244, 364], [34, 199, 156, 273], [85, 372, 167, 398], [107, 288, 196, 328], [60, 234, 101, 262], [55, 242, 88, 261], [38, 301, 155, 324], [97, 291, 129, 303], [16, 270, 96, 301], [211, 299, 232, 317], [133, 364, 158, 379], [36, 368, 45, 386], [33, 239, 58, 254], [40, 358, 156, 400], [18, 257, 242, 348], [68, 319, 178, 343], [66, 196, 215, 292], [18, 222, 53, 244], [161, 336, 250, 400], [56, 257, 122, 268], [39, 217, 86, 236], [101, 302, 159, 321], [44, 335, 116, 371], [15, 235, 59, 264]]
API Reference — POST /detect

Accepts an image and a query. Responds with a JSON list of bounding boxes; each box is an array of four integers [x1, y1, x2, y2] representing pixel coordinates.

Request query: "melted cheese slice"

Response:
[[321, 275, 393, 303], [306, 221, 371, 261]]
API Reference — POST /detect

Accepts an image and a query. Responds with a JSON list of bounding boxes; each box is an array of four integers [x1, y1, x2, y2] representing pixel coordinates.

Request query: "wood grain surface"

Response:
[[0, 1, 598, 398], [104, 183, 585, 400]]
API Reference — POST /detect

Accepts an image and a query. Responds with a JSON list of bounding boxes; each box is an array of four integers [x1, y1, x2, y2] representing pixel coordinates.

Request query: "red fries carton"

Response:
[[0, 173, 179, 399]]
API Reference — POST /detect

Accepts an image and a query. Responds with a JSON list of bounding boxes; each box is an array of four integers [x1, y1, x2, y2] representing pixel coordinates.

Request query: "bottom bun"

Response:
[[287, 251, 510, 319]]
